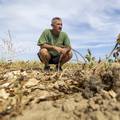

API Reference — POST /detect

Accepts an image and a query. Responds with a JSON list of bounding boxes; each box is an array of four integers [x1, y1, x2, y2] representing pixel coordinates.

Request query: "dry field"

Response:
[[0, 60, 120, 120]]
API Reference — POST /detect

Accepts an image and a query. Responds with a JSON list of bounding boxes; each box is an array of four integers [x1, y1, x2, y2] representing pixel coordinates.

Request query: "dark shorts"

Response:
[[37, 53, 60, 64]]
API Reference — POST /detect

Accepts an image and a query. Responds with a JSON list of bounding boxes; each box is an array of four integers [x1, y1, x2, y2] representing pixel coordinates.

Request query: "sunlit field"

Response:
[[0, 60, 120, 120]]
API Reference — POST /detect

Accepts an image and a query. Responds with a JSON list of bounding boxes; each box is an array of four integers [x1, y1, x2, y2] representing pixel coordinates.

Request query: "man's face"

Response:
[[52, 19, 62, 33]]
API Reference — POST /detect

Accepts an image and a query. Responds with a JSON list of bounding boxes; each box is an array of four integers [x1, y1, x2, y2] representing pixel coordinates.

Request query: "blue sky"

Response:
[[0, 0, 120, 61]]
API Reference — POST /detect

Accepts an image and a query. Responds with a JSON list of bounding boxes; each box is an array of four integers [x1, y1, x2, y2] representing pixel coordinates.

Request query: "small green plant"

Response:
[[85, 49, 95, 68]]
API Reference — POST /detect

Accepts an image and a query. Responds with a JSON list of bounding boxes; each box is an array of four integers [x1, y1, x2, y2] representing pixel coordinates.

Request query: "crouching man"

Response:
[[37, 17, 72, 71]]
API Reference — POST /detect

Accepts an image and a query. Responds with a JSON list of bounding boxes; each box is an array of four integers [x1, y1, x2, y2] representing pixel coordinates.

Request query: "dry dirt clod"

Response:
[[0, 89, 9, 99]]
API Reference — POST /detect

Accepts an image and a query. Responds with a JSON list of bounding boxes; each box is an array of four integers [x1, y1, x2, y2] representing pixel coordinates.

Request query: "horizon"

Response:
[[0, 0, 120, 61]]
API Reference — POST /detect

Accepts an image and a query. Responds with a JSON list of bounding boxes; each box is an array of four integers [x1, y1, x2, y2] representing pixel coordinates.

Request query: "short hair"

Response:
[[51, 17, 62, 25]]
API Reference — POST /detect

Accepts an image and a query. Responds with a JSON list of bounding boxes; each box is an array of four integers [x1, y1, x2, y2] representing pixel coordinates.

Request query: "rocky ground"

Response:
[[0, 61, 120, 120]]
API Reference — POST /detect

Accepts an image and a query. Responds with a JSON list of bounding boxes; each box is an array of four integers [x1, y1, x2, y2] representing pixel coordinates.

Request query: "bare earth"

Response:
[[0, 61, 120, 120]]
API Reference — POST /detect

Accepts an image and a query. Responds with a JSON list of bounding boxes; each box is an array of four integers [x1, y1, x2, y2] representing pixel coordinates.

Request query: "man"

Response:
[[37, 17, 72, 71], [113, 33, 120, 60], [108, 33, 120, 59]]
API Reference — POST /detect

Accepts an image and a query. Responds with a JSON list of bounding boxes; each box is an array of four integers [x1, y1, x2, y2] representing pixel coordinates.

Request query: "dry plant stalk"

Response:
[[14, 79, 24, 115]]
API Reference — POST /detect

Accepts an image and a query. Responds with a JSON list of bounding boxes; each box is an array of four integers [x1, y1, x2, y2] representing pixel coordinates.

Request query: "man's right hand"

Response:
[[53, 46, 62, 54], [53, 46, 70, 55]]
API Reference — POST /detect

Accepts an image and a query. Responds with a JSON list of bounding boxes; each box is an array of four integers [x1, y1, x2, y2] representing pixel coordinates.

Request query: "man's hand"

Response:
[[41, 44, 71, 55], [53, 46, 62, 53], [53, 46, 70, 55]]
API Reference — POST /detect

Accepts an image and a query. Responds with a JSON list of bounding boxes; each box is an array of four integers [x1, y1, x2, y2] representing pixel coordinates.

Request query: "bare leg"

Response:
[[60, 51, 73, 66], [38, 48, 51, 67]]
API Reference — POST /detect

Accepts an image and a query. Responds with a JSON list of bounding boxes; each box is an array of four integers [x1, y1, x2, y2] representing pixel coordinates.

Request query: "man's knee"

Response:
[[40, 48, 49, 56], [38, 48, 51, 62], [66, 51, 73, 60], [62, 51, 73, 61]]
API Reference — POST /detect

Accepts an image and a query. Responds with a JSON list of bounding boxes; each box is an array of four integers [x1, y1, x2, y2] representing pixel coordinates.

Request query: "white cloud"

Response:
[[0, 0, 120, 60]]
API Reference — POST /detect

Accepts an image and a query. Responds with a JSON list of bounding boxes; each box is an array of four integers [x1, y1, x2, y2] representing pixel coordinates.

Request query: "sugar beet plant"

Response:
[[85, 49, 95, 68]]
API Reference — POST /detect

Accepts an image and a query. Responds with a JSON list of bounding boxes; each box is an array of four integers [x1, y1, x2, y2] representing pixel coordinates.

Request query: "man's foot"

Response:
[[44, 65, 50, 72], [55, 65, 63, 71]]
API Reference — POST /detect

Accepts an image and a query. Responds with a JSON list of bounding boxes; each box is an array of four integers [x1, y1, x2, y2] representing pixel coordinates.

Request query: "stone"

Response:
[[0, 89, 9, 99], [62, 100, 75, 112], [90, 111, 107, 120], [0, 83, 10, 88], [109, 90, 117, 98], [24, 78, 39, 88]]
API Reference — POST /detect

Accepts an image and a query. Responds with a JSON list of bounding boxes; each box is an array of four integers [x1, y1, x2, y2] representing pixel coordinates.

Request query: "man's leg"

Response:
[[38, 48, 51, 70], [56, 51, 72, 71]]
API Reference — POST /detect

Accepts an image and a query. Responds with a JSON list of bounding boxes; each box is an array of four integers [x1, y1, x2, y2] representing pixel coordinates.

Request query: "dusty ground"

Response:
[[0, 61, 120, 120]]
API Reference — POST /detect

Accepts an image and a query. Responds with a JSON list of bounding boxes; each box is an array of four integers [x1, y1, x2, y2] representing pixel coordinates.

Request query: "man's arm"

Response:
[[40, 44, 71, 54], [40, 44, 54, 50]]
